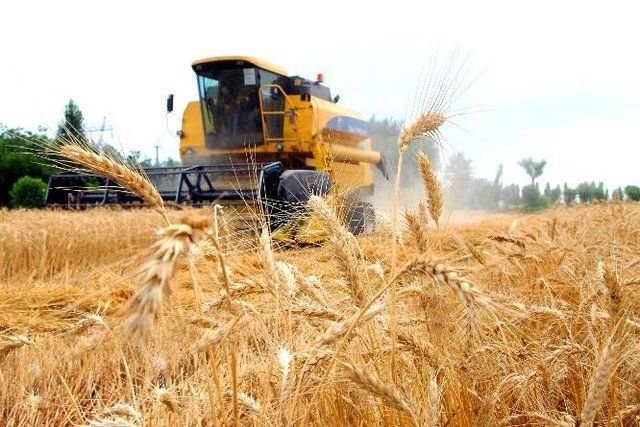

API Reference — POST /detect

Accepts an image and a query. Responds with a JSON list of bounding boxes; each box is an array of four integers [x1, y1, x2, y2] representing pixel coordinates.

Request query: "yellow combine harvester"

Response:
[[47, 56, 389, 237]]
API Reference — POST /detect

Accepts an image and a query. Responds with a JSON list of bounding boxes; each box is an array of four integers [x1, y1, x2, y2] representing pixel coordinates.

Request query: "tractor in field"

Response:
[[46, 56, 389, 237]]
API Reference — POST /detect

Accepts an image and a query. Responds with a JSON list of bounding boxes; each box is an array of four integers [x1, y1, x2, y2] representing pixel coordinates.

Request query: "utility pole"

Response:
[[86, 117, 113, 153], [154, 143, 160, 167]]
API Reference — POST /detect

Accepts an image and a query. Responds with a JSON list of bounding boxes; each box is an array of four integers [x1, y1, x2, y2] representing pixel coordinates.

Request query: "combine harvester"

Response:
[[46, 56, 389, 237]]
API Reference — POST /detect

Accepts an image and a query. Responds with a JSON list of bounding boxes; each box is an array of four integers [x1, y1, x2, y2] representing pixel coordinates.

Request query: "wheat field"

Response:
[[1, 200, 639, 426]]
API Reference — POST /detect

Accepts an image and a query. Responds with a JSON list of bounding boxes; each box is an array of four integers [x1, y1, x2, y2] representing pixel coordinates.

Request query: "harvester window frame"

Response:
[[196, 63, 266, 149], [195, 61, 291, 150]]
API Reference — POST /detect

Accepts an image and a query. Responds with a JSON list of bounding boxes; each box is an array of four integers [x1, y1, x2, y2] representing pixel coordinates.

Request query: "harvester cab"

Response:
[[45, 56, 389, 240]]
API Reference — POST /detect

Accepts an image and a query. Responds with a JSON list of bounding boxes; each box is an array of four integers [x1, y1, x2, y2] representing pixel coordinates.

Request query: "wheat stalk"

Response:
[[85, 417, 138, 427], [57, 143, 167, 222], [417, 152, 443, 226], [277, 347, 294, 387], [193, 315, 251, 353], [603, 261, 622, 322], [391, 112, 446, 380], [290, 300, 345, 321], [342, 361, 420, 426], [124, 214, 210, 337], [155, 387, 181, 413], [405, 209, 429, 253], [580, 339, 621, 427], [397, 112, 446, 153], [307, 196, 361, 256], [258, 226, 281, 297], [236, 392, 261, 414], [0, 334, 33, 359], [308, 196, 366, 305]]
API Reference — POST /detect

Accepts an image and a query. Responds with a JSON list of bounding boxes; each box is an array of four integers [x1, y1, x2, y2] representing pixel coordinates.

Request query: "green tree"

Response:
[[57, 99, 87, 141], [592, 182, 607, 201], [518, 157, 546, 185], [625, 185, 640, 201], [563, 183, 577, 205], [10, 176, 47, 208], [577, 182, 594, 203], [0, 126, 54, 206], [521, 183, 548, 211], [549, 185, 562, 204]]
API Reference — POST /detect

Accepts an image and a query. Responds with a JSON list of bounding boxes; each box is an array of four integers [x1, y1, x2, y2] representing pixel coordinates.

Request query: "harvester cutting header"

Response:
[[46, 56, 389, 234]]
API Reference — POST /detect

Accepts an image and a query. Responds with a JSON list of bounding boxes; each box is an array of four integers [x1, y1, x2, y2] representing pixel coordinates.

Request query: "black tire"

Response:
[[347, 202, 375, 235]]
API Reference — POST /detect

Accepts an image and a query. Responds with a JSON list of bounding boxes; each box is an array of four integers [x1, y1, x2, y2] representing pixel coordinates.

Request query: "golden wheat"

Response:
[[124, 214, 210, 337], [2, 202, 639, 426], [57, 143, 167, 221], [417, 151, 443, 226]]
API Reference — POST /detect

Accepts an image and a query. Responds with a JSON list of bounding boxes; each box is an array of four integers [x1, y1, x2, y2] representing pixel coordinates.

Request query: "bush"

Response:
[[625, 185, 640, 201], [10, 176, 47, 208], [521, 184, 549, 212], [0, 126, 54, 206]]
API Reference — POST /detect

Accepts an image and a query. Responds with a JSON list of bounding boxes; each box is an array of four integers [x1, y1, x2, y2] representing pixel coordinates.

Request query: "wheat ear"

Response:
[[580, 339, 621, 427], [125, 214, 210, 337], [405, 209, 429, 253], [342, 362, 421, 426], [308, 196, 365, 305], [417, 152, 443, 226], [57, 144, 167, 222], [193, 315, 251, 353], [397, 112, 446, 153], [603, 261, 622, 322]]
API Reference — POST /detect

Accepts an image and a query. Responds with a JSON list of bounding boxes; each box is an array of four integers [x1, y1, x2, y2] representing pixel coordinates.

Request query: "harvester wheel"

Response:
[[347, 202, 375, 235]]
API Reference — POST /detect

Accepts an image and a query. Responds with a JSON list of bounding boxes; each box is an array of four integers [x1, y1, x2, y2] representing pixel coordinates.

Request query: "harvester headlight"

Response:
[[186, 148, 194, 156], [276, 141, 284, 151]]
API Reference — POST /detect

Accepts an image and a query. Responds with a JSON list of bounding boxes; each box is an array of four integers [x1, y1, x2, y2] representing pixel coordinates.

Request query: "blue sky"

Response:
[[1, 0, 638, 189]]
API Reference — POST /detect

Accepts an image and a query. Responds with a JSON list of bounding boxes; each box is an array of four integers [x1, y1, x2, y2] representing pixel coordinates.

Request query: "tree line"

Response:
[[368, 117, 640, 212], [2, 113, 638, 209], [0, 100, 177, 208]]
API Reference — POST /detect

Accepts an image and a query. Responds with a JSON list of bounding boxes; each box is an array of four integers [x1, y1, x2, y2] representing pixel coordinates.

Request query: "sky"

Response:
[[1, 0, 639, 190]]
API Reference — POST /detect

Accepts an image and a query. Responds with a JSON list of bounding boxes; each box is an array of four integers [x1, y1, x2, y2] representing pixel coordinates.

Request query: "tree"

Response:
[[57, 99, 87, 141], [10, 176, 47, 208], [518, 157, 547, 185], [563, 183, 577, 205], [491, 164, 504, 208], [612, 187, 623, 201], [444, 152, 473, 208], [126, 150, 153, 168], [577, 182, 594, 203], [549, 185, 562, 204], [163, 157, 180, 167], [625, 185, 640, 201], [502, 184, 521, 207], [521, 183, 548, 211], [467, 178, 498, 210], [592, 182, 607, 201], [0, 126, 54, 206], [369, 116, 440, 190]]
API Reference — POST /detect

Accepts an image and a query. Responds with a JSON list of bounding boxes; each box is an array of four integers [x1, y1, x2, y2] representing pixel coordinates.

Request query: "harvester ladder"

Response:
[[258, 84, 300, 144]]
